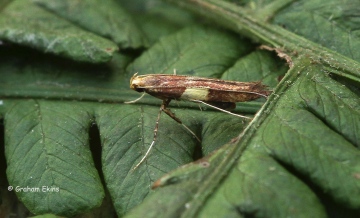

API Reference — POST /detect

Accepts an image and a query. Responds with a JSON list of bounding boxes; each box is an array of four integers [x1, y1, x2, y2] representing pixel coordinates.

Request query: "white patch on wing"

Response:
[[181, 88, 209, 101]]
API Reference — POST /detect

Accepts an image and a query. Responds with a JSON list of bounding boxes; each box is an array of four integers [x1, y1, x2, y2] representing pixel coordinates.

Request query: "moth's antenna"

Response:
[[124, 92, 146, 104], [190, 100, 252, 120]]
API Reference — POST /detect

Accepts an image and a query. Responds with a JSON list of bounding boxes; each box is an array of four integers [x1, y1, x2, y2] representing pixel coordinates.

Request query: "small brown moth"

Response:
[[126, 71, 270, 169]]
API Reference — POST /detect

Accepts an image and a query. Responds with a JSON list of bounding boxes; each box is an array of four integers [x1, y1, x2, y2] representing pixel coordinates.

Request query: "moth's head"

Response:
[[130, 73, 145, 93]]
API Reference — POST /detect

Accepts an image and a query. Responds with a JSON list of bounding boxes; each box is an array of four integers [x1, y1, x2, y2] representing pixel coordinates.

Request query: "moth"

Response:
[[126, 72, 270, 169]]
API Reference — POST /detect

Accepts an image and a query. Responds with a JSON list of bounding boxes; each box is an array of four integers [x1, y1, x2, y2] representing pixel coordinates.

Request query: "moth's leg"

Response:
[[162, 100, 201, 142], [133, 99, 168, 170], [190, 100, 252, 120], [198, 103, 203, 111], [204, 101, 236, 111], [161, 99, 182, 124], [133, 99, 201, 171]]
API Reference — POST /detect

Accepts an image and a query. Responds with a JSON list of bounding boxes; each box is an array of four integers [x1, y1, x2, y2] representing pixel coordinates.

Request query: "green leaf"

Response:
[[0, 45, 133, 101], [165, 0, 360, 82], [127, 26, 254, 77], [0, 23, 275, 216], [222, 49, 286, 86], [259, 65, 360, 206], [125, 58, 360, 218], [33, 0, 148, 49], [118, 0, 197, 45], [0, 0, 118, 63], [4, 100, 104, 216], [272, 0, 360, 61], [96, 104, 202, 215], [1, 0, 360, 217], [29, 214, 65, 218]]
